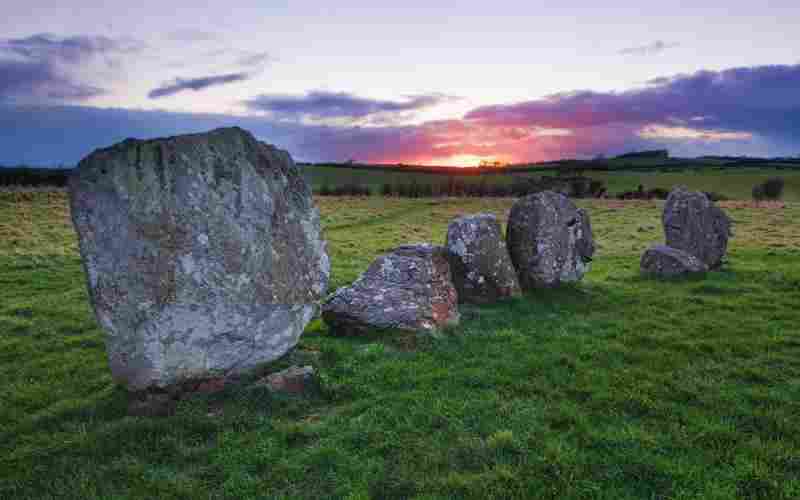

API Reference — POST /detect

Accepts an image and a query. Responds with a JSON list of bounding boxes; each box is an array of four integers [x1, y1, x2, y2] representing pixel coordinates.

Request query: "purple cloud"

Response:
[[0, 34, 140, 102], [244, 91, 455, 121], [148, 72, 252, 98], [466, 64, 800, 144], [3, 63, 800, 166]]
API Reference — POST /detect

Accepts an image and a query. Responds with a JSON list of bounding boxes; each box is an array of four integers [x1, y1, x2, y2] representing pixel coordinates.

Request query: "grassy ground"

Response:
[[305, 166, 800, 202], [2, 191, 800, 499]]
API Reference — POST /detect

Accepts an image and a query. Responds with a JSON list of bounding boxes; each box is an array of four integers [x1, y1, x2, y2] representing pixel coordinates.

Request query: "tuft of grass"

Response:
[[1, 191, 799, 499]]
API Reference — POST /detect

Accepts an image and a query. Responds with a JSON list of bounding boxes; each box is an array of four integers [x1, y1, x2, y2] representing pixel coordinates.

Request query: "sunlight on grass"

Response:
[[1, 191, 799, 499]]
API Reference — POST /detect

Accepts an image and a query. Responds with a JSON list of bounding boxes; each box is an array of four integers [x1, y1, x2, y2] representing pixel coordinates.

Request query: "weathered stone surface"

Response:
[[663, 187, 732, 269], [506, 191, 595, 289], [69, 127, 329, 391], [322, 244, 459, 335], [446, 213, 521, 303], [640, 244, 709, 277]]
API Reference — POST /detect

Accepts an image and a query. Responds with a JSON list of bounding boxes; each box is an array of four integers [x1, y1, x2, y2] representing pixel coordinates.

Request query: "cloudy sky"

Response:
[[2, 1, 799, 166]]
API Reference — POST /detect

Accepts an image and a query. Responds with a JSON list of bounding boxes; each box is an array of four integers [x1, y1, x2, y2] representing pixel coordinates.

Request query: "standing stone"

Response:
[[69, 127, 329, 391], [506, 191, 595, 289], [663, 187, 732, 269], [322, 244, 459, 335], [640, 244, 709, 277], [446, 213, 521, 303]]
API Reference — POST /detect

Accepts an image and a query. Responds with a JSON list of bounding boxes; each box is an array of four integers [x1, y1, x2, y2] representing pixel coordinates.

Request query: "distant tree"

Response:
[[447, 176, 456, 197], [454, 179, 466, 197], [410, 179, 420, 198], [752, 184, 765, 202], [479, 160, 505, 168], [752, 177, 784, 201], [589, 179, 606, 197], [762, 177, 785, 200], [381, 183, 393, 197], [477, 177, 488, 197]]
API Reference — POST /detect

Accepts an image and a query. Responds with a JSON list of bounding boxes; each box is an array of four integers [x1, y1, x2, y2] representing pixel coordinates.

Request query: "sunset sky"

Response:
[[2, 1, 799, 166]]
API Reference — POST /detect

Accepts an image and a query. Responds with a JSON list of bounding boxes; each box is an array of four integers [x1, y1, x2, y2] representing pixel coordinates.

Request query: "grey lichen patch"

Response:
[[69, 127, 329, 391]]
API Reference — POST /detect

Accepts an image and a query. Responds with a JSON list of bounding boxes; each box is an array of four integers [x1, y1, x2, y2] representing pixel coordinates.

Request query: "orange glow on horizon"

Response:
[[417, 154, 510, 168]]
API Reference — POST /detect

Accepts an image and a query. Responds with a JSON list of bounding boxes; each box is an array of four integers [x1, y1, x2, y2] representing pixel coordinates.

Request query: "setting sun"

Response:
[[424, 154, 506, 168]]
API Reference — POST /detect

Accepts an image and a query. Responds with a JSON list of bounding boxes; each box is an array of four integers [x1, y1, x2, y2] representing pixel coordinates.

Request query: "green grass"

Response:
[[2, 191, 800, 499], [305, 165, 800, 201]]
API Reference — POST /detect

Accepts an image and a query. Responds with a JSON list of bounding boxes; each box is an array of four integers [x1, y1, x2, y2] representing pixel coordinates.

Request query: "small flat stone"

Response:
[[641, 244, 709, 277], [262, 365, 316, 395]]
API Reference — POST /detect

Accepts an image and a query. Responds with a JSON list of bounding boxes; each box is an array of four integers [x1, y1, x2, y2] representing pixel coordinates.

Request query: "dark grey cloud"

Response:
[[0, 34, 141, 102], [244, 91, 455, 120], [148, 72, 252, 98], [2, 34, 141, 64], [0, 58, 104, 100], [619, 40, 680, 56]]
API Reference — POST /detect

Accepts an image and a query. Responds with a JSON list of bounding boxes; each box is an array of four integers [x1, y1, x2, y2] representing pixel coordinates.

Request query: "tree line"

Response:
[[0, 167, 71, 187]]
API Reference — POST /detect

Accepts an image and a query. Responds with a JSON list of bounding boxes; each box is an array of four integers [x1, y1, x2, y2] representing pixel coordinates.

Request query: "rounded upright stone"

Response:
[[69, 127, 329, 391], [446, 213, 521, 304], [322, 244, 459, 335], [506, 191, 595, 289], [640, 244, 709, 278], [663, 187, 732, 269]]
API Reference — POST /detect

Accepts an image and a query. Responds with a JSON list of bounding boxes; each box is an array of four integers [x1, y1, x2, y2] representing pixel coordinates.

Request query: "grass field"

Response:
[[2, 190, 800, 499], [305, 166, 800, 202]]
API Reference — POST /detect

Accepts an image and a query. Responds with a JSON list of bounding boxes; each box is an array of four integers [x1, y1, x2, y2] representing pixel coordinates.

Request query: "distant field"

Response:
[[304, 165, 800, 201], [2, 192, 799, 499]]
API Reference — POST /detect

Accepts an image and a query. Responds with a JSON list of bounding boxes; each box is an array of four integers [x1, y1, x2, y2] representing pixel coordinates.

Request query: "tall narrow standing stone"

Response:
[[69, 127, 329, 391]]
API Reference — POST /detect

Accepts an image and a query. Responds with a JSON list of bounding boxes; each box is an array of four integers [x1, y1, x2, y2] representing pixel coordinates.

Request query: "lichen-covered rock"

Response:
[[446, 213, 520, 303], [322, 244, 459, 335], [663, 187, 732, 269], [641, 244, 709, 277], [260, 365, 316, 395], [506, 191, 595, 289], [69, 127, 329, 391]]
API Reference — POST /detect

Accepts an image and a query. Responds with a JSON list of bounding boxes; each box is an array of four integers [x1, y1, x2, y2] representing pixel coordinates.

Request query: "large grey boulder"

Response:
[[446, 213, 521, 303], [322, 244, 459, 335], [641, 244, 709, 277], [69, 127, 329, 391], [663, 187, 732, 269], [506, 191, 595, 289]]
